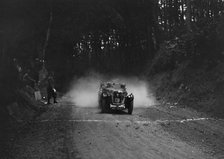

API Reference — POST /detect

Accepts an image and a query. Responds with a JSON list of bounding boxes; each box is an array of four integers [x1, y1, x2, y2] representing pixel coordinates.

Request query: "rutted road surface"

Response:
[[8, 97, 224, 159]]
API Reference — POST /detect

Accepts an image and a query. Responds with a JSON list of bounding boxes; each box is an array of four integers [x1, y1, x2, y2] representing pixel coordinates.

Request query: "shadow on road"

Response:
[[99, 110, 130, 115]]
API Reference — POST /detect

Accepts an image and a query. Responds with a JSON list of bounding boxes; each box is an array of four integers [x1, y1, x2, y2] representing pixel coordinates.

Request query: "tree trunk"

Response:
[[186, 0, 192, 32], [43, 6, 53, 65]]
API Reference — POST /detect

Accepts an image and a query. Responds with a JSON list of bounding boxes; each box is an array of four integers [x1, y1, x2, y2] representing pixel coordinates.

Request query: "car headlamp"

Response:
[[102, 93, 107, 97], [128, 93, 133, 98]]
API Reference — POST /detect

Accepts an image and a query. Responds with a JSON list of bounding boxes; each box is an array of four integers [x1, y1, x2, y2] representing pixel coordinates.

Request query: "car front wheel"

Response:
[[128, 100, 133, 115], [101, 98, 109, 113]]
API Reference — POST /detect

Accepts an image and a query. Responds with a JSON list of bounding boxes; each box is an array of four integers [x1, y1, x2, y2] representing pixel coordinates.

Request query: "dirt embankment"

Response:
[[148, 61, 224, 118], [0, 86, 47, 157]]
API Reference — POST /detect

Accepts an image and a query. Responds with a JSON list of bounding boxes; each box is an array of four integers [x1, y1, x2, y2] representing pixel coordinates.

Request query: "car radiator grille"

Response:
[[112, 91, 125, 104]]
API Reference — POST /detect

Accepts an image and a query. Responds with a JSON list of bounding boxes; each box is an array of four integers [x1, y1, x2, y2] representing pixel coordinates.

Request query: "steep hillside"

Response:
[[149, 61, 224, 118], [147, 23, 224, 118]]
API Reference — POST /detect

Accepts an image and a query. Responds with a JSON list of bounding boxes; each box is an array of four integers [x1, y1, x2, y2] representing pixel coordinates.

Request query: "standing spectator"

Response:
[[34, 82, 42, 101], [47, 72, 57, 104], [38, 65, 48, 100], [38, 65, 48, 82]]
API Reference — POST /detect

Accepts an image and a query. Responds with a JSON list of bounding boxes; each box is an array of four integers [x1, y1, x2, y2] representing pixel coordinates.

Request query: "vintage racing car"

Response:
[[98, 82, 134, 114]]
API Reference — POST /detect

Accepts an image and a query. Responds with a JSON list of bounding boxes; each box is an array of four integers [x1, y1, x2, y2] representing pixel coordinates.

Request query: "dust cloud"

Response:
[[66, 72, 157, 108]]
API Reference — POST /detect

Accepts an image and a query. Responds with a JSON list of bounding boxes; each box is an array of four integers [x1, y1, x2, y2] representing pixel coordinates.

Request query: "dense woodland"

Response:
[[1, 0, 224, 75], [1, 0, 224, 110]]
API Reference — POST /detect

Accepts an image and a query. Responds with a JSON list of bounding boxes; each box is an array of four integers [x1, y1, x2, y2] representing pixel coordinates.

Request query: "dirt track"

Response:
[[6, 96, 224, 159]]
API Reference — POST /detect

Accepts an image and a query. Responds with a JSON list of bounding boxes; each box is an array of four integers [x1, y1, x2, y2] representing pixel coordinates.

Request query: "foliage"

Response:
[[149, 34, 193, 74], [1, 0, 224, 87], [150, 10, 224, 74]]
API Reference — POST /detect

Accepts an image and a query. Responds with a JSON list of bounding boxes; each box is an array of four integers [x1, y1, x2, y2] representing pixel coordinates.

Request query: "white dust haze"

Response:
[[66, 72, 157, 108]]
